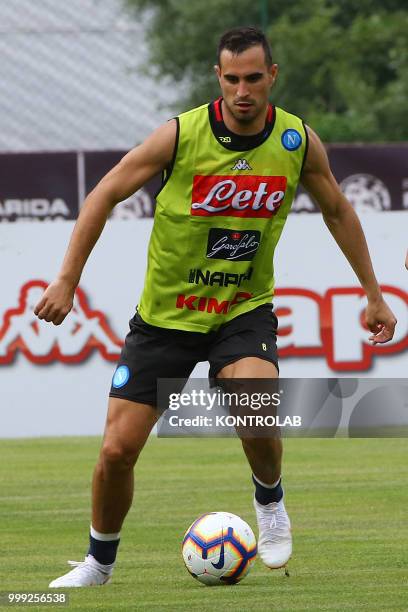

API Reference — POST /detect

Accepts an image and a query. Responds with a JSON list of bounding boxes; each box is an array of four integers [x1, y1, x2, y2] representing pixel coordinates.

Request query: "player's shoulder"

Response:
[[274, 105, 304, 125], [177, 102, 210, 121], [274, 106, 307, 150]]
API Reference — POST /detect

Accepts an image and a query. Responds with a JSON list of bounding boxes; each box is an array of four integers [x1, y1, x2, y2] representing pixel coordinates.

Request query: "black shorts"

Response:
[[109, 303, 279, 407]]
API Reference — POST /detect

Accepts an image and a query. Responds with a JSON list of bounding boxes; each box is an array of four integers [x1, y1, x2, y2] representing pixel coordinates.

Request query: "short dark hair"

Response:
[[217, 26, 273, 68]]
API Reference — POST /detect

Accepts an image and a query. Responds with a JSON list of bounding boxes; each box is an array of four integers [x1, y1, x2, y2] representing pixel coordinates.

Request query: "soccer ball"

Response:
[[182, 512, 257, 585]]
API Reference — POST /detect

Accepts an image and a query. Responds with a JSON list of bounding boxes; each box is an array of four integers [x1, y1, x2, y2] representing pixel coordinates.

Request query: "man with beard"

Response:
[[35, 27, 396, 587]]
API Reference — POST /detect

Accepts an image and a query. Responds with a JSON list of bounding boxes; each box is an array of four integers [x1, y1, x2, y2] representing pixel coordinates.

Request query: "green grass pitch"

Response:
[[0, 437, 407, 611]]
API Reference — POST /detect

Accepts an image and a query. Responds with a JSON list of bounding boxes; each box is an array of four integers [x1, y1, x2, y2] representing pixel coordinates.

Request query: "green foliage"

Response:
[[125, 0, 408, 141]]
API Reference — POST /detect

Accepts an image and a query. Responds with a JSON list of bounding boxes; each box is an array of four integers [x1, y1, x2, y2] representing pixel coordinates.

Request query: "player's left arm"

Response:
[[300, 125, 397, 344]]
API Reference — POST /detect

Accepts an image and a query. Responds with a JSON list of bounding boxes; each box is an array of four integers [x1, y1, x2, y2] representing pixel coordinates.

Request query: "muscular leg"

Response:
[[217, 358, 291, 570], [216, 357, 281, 484], [92, 397, 158, 533], [49, 397, 158, 587]]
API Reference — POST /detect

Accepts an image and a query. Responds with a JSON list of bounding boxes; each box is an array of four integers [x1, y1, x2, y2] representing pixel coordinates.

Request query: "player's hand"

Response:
[[365, 297, 397, 345], [34, 279, 75, 325]]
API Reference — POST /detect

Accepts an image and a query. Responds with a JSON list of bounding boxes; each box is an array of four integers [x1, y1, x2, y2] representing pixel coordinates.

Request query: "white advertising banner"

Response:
[[0, 213, 407, 437]]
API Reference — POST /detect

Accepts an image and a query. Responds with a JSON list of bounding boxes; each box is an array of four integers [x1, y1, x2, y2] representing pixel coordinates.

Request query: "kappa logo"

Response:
[[0, 280, 122, 364], [232, 159, 252, 171]]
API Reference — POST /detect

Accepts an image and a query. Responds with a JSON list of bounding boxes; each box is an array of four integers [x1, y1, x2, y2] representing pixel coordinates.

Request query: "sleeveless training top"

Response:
[[138, 99, 307, 332]]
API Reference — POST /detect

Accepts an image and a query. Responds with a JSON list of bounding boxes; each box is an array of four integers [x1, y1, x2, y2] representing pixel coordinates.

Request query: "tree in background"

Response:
[[125, 0, 408, 142]]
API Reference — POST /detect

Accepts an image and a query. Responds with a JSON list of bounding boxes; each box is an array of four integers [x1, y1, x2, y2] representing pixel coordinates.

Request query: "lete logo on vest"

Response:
[[191, 175, 287, 218]]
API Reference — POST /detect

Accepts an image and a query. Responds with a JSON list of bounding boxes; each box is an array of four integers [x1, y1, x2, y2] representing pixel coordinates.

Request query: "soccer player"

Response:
[[35, 27, 397, 587]]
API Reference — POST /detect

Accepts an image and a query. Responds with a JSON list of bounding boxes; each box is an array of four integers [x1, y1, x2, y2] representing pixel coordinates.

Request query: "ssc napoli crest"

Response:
[[281, 129, 302, 151], [112, 365, 130, 388]]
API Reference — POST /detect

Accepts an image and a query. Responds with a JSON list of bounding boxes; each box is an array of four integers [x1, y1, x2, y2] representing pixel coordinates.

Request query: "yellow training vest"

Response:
[[138, 101, 307, 332]]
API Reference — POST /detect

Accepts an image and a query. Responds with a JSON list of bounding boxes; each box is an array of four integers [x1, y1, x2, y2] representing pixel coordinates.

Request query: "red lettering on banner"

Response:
[[274, 289, 324, 353], [1, 281, 406, 371], [320, 286, 408, 371], [191, 175, 287, 217], [0, 280, 122, 365], [275, 286, 408, 371]]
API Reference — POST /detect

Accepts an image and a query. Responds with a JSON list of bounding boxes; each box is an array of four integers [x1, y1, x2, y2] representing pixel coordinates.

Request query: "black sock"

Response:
[[252, 474, 283, 505], [88, 534, 120, 565]]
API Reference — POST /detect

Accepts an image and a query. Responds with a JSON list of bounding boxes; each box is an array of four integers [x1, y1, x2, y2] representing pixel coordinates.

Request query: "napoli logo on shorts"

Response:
[[281, 129, 302, 151], [112, 365, 130, 388]]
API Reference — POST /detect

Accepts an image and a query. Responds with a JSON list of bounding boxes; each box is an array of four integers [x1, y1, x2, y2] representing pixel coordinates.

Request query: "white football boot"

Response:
[[49, 555, 113, 588], [254, 497, 292, 569]]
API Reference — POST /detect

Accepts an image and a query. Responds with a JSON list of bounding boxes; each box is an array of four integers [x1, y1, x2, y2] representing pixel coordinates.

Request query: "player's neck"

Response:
[[221, 99, 268, 136]]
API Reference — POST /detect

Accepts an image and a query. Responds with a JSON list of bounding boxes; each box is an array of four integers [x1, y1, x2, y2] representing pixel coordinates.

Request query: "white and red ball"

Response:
[[182, 512, 257, 586]]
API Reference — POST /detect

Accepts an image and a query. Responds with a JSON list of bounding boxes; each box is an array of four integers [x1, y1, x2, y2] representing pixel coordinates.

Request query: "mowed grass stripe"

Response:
[[0, 437, 407, 611]]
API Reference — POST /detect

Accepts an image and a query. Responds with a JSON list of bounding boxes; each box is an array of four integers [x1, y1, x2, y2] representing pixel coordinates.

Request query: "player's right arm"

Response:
[[34, 119, 177, 325]]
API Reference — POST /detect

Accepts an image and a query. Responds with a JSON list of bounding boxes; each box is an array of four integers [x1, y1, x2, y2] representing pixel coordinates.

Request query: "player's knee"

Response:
[[100, 440, 140, 470]]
